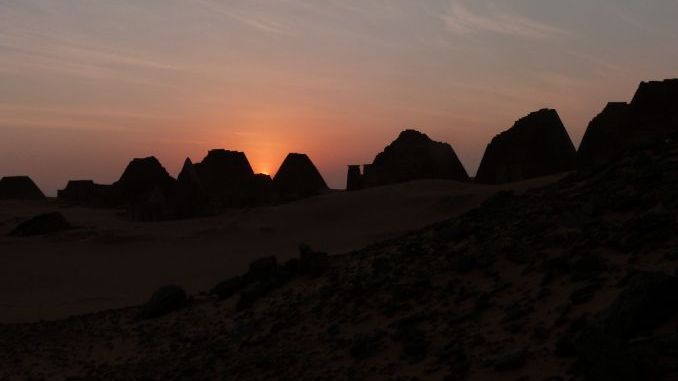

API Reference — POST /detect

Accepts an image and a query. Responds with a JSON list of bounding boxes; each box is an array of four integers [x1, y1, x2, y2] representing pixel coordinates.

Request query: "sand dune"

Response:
[[0, 176, 562, 323]]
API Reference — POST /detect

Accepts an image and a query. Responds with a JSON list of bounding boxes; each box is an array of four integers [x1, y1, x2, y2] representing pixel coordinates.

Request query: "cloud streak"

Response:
[[192, 0, 294, 36], [440, 0, 570, 40]]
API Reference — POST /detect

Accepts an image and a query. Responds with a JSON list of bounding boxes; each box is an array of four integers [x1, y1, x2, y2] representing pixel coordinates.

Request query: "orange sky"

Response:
[[1, 1, 678, 194]]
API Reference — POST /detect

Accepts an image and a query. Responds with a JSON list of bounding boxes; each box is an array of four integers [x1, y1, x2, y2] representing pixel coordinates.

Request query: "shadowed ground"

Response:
[[0, 177, 561, 323]]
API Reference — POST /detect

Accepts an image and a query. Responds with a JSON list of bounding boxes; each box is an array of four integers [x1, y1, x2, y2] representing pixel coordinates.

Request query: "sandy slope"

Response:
[[0, 177, 562, 323]]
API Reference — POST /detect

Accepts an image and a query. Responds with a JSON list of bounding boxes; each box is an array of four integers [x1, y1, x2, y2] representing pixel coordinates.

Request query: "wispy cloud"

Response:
[[192, 0, 294, 36], [565, 50, 629, 75], [0, 2, 187, 87], [440, 0, 571, 40]]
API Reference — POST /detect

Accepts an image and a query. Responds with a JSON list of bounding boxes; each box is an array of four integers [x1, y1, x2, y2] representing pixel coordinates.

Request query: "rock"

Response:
[[0, 176, 45, 200], [298, 243, 329, 276], [246, 256, 279, 282], [439, 342, 469, 378], [492, 347, 527, 371], [9, 212, 71, 237], [592, 271, 678, 340], [281, 257, 300, 277], [137, 285, 188, 319], [570, 283, 602, 305], [236, 280, 276, 311], [350, 330, 385, 359], [572, 272, 678, 380], [112, 157, 175, 204], [622, 211, 675, 251], [578, 79, 678, 169], [397, 325, 430, 361], [211, 276, 246, 300], [476, 109, 577, 184], [350, 129, 469, 189], [273, 153, 328, 200], [571, 254, 606, 282]]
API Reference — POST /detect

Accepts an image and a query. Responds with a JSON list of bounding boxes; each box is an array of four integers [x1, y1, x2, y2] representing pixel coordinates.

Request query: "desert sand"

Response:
[[0, 177, 561, 323]]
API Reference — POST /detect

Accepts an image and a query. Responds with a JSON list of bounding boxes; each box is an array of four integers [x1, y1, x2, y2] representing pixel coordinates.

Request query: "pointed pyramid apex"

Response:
[[180, 157, 197, 176], [178, 157, 202, 186], [273, 152, 328, 198]]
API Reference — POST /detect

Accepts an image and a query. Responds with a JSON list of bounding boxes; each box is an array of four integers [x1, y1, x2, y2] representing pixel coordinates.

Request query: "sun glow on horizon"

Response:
[[2, 1, 678, 195]]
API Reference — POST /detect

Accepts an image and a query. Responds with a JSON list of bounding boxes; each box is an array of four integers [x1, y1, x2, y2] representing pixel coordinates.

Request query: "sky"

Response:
[[1, 0, 677, 194]]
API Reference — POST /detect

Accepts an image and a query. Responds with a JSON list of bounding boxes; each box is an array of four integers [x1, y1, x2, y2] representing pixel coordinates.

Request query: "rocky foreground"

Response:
[[2, 139, 678, 381]]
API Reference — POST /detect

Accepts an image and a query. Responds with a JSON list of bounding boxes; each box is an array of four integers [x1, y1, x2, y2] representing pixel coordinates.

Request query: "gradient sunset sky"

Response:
[[1, 0, 677, 194]]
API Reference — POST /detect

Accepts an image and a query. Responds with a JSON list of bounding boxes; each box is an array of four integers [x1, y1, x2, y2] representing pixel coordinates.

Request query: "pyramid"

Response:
[[273, 153, 328, 199], [476, 109, 577, 184], [0, 176, 45, 200]]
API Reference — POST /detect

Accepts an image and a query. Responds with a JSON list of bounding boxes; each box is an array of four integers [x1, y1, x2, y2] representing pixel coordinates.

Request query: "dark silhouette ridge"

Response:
[[347, 129, 468, 190], [273, 153, 328, 200], [112, 156, 175, 204], [475, 108, 576, 184], [0, 176, 45, 200], [578, 78, 678, 169], [54, 149, 326, 220]]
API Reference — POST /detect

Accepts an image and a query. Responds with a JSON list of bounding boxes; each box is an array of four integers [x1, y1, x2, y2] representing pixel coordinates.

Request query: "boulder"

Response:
[[273, 153, 328, 199], [246, 256, 279, 283], [476, 109, 576, 184], [112, 156, 175, 204], [352, 130, 469, 189], [0, 176, 45, 200], [211, 276, 246, 300], [9, 212, 71, 237], [578, 79, 678, 169], [298, 243, 329, 276], [137, 285, 188, 320]]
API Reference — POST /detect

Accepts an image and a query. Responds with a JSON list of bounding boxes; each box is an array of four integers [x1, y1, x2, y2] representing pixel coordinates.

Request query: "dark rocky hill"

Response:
[[2, 135, 677, 381]]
